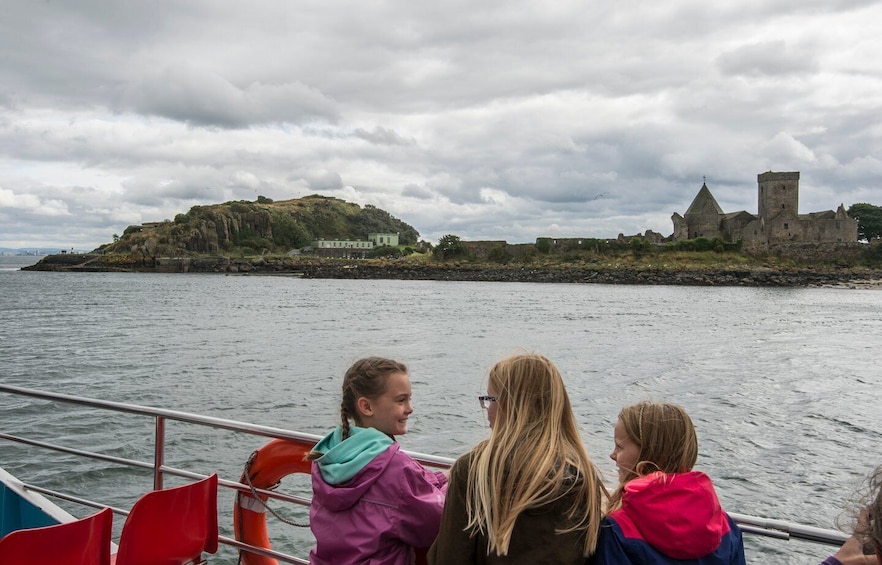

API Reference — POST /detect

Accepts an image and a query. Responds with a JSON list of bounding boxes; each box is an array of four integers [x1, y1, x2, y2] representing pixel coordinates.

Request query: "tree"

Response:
[[435, 234, 466, 260], [847, 203, 882, 241]]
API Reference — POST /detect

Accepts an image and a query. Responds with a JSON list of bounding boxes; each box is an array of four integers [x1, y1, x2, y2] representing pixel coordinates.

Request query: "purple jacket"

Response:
[[310, 428, 447, 565]]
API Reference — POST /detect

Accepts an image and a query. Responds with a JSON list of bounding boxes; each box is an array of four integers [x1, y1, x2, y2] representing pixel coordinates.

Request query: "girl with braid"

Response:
[[307, 357, 448, 565]]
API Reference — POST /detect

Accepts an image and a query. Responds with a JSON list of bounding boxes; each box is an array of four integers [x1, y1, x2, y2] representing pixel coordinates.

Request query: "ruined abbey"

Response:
[[671, 171, 858, 252]]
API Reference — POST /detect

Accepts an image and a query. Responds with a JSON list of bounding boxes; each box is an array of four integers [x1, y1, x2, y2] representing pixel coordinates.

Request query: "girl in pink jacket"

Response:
[[306, 357, 448, 565]]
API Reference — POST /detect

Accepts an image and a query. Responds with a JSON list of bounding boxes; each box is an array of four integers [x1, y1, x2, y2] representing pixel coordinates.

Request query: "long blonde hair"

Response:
[[464, 353, 606, 556], [608, 400, 698, 511]]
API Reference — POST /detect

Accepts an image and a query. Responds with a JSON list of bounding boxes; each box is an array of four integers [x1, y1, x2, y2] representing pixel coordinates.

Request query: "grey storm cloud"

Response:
[[716, 41, 819, 77], [117, 66, 339, 128]]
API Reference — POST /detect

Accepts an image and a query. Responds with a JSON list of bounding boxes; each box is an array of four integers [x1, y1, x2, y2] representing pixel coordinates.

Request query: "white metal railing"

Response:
[[0, 382, 848, 564]]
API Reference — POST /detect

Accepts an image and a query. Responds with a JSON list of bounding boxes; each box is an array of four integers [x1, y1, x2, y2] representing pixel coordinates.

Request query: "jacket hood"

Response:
[[313, 426, 394, 484], [615, 471, 729, 559], [311, 426, 397, 512]]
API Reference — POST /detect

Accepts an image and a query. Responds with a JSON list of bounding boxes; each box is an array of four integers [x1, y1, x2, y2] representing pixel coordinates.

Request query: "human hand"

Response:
[[833, 534, 876, 565]]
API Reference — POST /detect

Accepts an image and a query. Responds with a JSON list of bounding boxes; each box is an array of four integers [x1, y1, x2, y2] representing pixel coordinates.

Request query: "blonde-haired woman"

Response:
[[428, 353, 607, 564], [597, 400, 745, 564]]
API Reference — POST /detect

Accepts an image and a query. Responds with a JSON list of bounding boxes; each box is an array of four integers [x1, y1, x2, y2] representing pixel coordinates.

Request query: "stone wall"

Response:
[[749, 242, 866, 261], [462, 241, 535, 260]]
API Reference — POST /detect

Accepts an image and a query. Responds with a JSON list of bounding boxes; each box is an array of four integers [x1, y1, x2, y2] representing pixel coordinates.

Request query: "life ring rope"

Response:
[[234, 438, 317, 565], [240, 448, 310, 528]]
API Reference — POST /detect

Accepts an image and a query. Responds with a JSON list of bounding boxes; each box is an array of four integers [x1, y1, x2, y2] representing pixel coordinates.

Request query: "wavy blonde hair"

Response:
[[608, 400, 698, 511], [464, 353, 606, 556]]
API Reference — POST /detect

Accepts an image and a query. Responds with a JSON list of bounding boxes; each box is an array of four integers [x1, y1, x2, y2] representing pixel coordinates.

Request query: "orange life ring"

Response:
[[234, 438, 316, 565]]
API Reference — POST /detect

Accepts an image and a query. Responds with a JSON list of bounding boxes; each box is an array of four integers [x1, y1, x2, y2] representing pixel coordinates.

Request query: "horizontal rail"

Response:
[[0, 432, 155, 472], [221, 535, 309, 564], [0, 383, 323, 444], [729, 512, 848, 546], [0, 383, 851, 552]]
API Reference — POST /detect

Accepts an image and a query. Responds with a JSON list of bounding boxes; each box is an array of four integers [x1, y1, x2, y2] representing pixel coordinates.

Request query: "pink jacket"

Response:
[[310, 434, 447, 565]]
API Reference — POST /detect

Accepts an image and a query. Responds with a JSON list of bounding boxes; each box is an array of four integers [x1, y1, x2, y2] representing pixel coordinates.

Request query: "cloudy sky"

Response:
[[2, 0, 881, 250]]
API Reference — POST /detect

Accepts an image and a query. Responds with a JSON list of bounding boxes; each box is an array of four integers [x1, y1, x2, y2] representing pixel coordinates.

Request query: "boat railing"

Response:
[[0, 383, 848, 564]]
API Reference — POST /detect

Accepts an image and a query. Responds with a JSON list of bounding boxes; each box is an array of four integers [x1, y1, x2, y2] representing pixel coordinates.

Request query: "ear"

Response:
[[356, 396, 373, 419]]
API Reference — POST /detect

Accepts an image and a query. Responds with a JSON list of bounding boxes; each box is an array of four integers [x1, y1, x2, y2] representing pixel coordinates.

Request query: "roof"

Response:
[[685, 183, 724, 216]]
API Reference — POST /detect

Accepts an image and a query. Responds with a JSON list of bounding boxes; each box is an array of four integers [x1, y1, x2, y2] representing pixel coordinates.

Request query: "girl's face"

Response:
[[358, 371, 413, 437], [610, 419, 641, 485]]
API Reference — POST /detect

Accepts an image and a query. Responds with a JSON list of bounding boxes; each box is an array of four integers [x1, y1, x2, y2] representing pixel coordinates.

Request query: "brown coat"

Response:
[[427, 451, 594, 565]]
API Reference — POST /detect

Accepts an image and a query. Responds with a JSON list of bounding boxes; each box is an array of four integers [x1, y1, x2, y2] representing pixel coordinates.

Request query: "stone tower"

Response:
[[758, 171, 799, 222]]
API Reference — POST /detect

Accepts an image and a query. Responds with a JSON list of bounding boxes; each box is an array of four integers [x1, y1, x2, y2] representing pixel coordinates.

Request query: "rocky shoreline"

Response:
[[23, 254, 882, 288], [291, 263, 882, 288]]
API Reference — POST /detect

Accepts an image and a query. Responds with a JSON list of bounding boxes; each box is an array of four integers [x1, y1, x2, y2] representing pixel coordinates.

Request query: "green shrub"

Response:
[[693, 237, 713, 252], [272, 212, 310, 248], [368, 245, 401, 258], [435, 235, 466, 260], [864, 241, 882, 265]]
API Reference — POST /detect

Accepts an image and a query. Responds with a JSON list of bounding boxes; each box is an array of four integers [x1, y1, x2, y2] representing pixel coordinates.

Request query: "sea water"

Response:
[[1, 255, 881, 564]]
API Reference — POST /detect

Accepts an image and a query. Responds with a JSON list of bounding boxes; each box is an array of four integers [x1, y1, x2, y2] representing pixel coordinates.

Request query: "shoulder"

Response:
[[385, 446, 446, 485], [450, 449, 479, 479], [602, 510, 639, 540]]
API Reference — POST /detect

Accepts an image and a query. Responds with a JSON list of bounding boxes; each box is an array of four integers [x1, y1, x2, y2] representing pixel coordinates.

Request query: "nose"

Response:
[[609, 450, 616, 462], [404, 400, 413, 415]]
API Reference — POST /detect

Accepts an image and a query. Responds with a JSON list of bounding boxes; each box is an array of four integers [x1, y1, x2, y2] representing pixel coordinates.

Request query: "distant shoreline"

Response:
[[21, 253, 882, 288]]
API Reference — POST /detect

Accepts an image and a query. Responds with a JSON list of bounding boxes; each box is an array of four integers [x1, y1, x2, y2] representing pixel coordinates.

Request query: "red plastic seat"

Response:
[[113, 473, 219, 565], [0, 506, 113, 565]]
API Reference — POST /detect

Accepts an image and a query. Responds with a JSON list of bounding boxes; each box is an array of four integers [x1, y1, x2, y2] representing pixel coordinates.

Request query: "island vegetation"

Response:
[[23, 196, 882, 287]]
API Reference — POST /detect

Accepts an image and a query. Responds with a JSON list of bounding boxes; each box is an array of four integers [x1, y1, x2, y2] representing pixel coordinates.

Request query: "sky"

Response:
[[2, 0, 881, 251]]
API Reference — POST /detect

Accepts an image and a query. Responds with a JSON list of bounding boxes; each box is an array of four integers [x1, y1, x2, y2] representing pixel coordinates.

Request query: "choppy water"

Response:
[[1, 255, 881, 563]]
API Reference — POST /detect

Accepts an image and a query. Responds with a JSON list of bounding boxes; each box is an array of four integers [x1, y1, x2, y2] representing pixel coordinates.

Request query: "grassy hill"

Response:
[[95, 195, 419, 258]]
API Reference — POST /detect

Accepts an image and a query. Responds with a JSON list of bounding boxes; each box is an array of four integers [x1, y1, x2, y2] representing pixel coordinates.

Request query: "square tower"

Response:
[[757, 171, 799, 222]]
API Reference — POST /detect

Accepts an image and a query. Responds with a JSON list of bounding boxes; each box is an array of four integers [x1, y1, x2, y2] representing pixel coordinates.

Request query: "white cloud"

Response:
[[0, 187, 41, 210]]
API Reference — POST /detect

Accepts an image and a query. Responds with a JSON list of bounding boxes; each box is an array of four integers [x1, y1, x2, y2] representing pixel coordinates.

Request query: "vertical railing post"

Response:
[[153, 416, 165, 490]]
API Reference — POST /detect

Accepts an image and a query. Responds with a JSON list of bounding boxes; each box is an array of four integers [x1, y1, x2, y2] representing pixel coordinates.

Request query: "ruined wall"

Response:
[[463, 241, 534, 260], [462, 241, 508, 260], [756, 242, 866, 261], [801, 208, 858, 243], [548, 238, 587, 252], [671, 213, 688, 240]]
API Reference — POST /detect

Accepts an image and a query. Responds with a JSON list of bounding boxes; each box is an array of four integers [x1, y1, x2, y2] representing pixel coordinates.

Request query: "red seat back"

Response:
[[0, 506, 113, 565], [115, 474, 218, 565]]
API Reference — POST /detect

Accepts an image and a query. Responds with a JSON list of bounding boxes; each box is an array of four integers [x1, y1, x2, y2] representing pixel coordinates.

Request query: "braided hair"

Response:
[[306, 357, 408, 461]]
